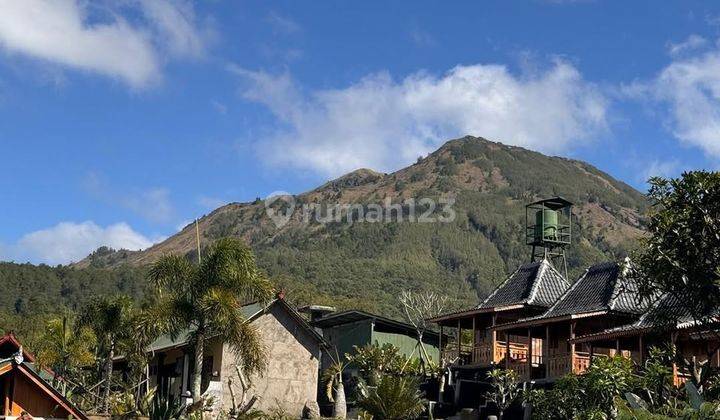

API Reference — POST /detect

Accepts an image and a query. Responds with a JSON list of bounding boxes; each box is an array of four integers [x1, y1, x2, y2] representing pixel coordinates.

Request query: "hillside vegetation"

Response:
[[2, 136, 648, 327]]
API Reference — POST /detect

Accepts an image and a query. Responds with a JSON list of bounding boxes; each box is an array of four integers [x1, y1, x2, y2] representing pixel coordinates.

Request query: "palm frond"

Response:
[[149, 254, 196, 291]]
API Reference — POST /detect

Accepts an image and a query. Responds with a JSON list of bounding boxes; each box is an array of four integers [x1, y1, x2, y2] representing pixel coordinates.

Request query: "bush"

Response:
[[357, 375, 426, 420]]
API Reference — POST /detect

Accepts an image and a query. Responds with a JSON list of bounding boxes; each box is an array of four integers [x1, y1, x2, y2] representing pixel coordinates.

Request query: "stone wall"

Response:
[[219, 304, 320, 417]]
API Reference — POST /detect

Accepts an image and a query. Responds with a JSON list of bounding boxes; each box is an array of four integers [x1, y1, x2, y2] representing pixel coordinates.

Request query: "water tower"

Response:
[[526, 197, 573, 279]]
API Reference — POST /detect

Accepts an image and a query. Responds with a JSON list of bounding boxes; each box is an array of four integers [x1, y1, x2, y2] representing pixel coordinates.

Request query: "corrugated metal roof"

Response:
[[478, 259, 570, 309], [147, 301, 271, 353]]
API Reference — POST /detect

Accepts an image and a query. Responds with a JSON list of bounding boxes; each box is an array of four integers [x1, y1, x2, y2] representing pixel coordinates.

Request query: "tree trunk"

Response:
[[333, 381, 346, 419], [438, 367, 446, 402], [103, 340, 114, 414], [192, 330, 205, 401]]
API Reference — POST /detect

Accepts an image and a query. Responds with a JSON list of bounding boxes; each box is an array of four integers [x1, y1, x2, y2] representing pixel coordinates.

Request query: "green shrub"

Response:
[[357, 375, 426, 420]]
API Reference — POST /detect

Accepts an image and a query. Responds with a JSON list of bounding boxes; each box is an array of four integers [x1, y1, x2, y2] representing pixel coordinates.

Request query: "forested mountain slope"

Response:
[[72, 136, 647, 319]]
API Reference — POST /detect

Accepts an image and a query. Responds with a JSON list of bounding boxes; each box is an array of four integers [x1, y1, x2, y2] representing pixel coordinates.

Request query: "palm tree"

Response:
[[77, 295, 137, 414], [149, 237, 273, 401], [35, 315, 96, 395]]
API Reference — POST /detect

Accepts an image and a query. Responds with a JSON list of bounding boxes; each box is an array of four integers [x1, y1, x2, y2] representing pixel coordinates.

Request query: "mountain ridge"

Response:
[[77, 136, 648, 318]]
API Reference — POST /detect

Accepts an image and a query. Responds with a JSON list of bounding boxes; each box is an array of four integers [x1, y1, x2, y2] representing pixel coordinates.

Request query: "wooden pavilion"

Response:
[[428, 259, 569, 369], [493, 261, 648, 382], [570, 293, 720, 387]]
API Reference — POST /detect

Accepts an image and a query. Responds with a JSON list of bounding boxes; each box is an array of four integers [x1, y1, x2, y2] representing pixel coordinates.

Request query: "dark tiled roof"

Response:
[[478, 259, 569, 309], [572, 292, 719, 343], [535, 261, 645, 320]]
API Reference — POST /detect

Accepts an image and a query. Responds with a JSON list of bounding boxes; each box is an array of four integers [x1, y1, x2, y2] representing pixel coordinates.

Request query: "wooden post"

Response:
[[505, 333, 511, 369], [3, 371, 11, 416], [545, 325, 550, 378], [589, 344, 594, 364], [671, 332, 678, 385], [472, 316, 477, 364], [439, 325, 443, 357], [569, 322, 576, 374], [457, 319, 461, 360], [615, 338, 621, 355], [527, 328, 533, 381], [639, 335, 644, 365], [491, 313, 498, 364]]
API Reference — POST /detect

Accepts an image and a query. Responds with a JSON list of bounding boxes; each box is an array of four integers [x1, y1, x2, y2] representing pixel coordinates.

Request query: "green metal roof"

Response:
[[147, 301, 265, 353]]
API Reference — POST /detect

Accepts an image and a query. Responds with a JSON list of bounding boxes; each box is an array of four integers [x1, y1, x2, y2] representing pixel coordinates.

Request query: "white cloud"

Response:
[[0, 0, 204, 88], [1, 221, 159, 265], [628, 39, 720, 159], [138, 0, 204, 58], [667, 35, 708, 57], [231, 60, 608, 177], [265, 11, 301, 34], [641, 159, 683, 183]]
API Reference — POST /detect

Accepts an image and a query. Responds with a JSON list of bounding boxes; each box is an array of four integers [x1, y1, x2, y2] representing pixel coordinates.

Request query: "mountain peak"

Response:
[[77, 136, 648, 319]]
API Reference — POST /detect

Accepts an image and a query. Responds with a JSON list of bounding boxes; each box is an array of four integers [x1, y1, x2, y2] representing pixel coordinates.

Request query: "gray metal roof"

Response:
[[478, 259, 570, 309], [144, 299, 326, 353]]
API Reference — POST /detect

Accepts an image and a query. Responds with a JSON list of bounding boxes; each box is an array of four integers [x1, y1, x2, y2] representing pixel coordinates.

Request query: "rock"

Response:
[[303, 400, 320, 419]]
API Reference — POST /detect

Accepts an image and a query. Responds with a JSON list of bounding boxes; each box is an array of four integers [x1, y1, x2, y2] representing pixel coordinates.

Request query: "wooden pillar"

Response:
[[671, 332, 678, 385], [439, 325, 443, 355], [589, 344, 594, 365], [545, 325, 550, 378], [527, 328, 533, 381], [615, 338, 621, 355], [491, 313, 498, 364], [638, 335, 644, 365], [2, 371, 11, 416], [471, 316, 477, 364], [457, 319, 461, 362], [505, 333, 511, 369], [569, 322, 576, 374]]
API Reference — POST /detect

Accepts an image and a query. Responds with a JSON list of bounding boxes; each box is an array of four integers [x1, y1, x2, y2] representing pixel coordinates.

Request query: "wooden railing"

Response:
[[574, 352, 591, 374], [509, 360, 529, 378], [441, 345, 473, 364], [471, 343, 492, 365], [546, 352, 591, 379], [496, 341, 529, 362], [674, 368, 692, 387], [442, 341, 530, 366]]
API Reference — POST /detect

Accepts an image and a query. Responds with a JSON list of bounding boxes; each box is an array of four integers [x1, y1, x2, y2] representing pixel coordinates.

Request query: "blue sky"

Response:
[[0, 0, 719, 264]]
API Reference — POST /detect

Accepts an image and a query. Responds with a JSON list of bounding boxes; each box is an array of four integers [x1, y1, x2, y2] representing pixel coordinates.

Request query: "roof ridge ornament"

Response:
[[14, 346, 24, 364]]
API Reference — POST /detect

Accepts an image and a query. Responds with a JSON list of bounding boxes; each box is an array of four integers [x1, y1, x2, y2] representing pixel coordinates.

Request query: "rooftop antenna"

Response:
[[526, 197, 573, 280], [195, 218, 201, 265]]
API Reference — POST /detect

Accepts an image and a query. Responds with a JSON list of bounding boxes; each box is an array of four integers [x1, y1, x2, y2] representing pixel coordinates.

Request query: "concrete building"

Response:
[[131, 297, 326, 417]]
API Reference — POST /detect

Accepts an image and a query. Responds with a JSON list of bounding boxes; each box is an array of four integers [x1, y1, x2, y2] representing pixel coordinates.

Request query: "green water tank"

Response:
[[534, 209, 558, 242]]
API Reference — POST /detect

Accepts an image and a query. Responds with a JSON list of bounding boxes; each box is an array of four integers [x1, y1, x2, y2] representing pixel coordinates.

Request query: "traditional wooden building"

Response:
[[493, 261, 647, 382], [428, 259, 569, 369], [0, 333, 87, 420], [570, 293, 720, 387]]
